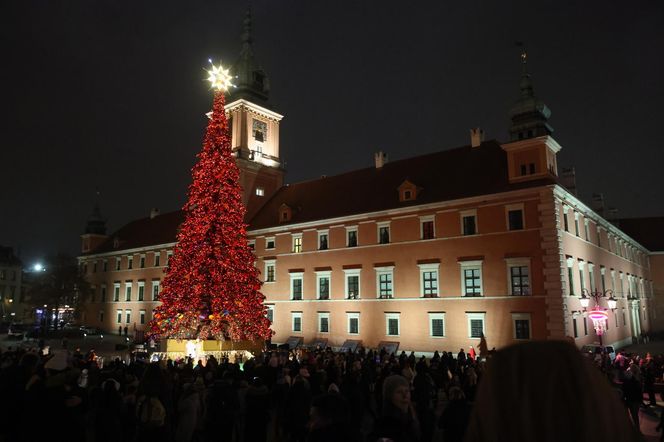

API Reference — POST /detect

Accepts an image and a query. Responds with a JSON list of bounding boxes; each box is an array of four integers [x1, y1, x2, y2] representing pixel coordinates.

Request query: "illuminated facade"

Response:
[[77, 14, 657, 352]]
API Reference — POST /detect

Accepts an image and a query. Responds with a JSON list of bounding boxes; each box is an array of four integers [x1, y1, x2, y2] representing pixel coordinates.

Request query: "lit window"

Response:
[[316, 271, 331, 300], [264, 260, 276, 283], [256, 187, 265, 196], [418, 263, 439, 297], [507, 258, 530, 296], [460, 260, 482, 297], [344, 269, 360, 299], [152, 281, 160, 301], [292, 235, 302, 253]]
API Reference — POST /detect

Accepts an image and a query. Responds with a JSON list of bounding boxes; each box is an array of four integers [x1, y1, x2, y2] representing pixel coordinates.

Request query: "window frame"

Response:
[[317, 230, 329, 250], [344, 269, 361, 299], [347, 312, 360, 335], [377, 222, 391, 244], [152, 280, 160, 301], [506, 203, 525, 231], [292, 234, 303, 253], [265, 237, 276, 250], [459, 260, 483, 297], [385, 313, 400, 337], [418, 263, 439, 298], [316, 271, 331, 300], [346, 226, 358, 247], [460, 209, 477, 236], [264, 259, 276, 283], [125, 309, 132, 324], [137, 281, 145, 301], [466, 312, 486, 338], [375, 266, 395, 299], [420, 215, 435, 240], [290, 272, 304, 300], [512, 313, 532, 340], [429, 312, 446, 338], [317, 312, 330, 333], [154, 252, 161, 267], [124, 282, 132, 302], [506, 258, 531, 296], [139, 309, 146, 325], [291, 312, 303, 333], [116, 309, 122, 324]]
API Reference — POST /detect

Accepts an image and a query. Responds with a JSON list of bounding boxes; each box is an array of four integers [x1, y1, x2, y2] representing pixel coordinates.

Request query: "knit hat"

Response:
[[382, 374, 410, 407]]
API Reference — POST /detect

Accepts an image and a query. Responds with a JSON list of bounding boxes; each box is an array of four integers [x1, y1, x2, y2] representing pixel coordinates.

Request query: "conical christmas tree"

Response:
[[149, 63, 271, 342]]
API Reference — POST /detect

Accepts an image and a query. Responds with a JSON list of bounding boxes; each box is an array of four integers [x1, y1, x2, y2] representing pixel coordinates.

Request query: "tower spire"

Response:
[[84, 188, 107, 235], [229, 7, 270, 104], [509, 46, 552, 141]]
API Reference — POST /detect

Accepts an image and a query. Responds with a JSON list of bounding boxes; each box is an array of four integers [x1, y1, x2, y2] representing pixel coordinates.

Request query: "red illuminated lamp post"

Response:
[[579, 289, 617, 346]]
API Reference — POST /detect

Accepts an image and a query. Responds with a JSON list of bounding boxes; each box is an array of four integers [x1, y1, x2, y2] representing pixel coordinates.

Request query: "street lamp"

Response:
[[579, 289, 617, 346]]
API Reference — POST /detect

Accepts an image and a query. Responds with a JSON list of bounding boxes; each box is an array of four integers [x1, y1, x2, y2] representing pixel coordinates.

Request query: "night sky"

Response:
[[2, 1, 663, 265]]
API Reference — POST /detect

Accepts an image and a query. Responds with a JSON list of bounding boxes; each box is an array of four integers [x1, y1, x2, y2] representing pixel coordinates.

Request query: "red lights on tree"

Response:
[[149, 86, 271, 342]]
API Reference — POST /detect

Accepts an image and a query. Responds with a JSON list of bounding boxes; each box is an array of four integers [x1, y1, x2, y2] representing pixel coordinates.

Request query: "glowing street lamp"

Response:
[[579, 289, 617, 346]]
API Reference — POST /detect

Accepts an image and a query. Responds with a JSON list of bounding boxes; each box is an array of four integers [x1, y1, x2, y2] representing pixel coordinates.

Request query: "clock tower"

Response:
[[227, 10, 284, 220]]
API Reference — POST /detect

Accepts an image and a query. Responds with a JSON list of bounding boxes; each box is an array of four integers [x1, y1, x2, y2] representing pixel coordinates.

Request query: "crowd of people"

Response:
[[0, 339, 651, 442]]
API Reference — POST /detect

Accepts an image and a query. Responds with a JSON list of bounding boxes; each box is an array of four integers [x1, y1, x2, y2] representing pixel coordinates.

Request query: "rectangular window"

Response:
[[601, 270, 606, 292], [318, 313, 330, 333], [317, 274, 330, 300], [125, 283, 132, 302], [292, 235, 302, 253], [265, 237, 275, 249], [584, 221, 590, 241], [467, 312, 486, 338], [346, 273, 360, 299], [386, 313, 400, 336], [125, 310, 131, 324], [579, 268, 585, 291], [256, 187, 264, 196], [266, 305, 274, 323], [113, 284, 120, 302], [152, 281, 160, 301], [376, 268, 394, 298], [115, 258, 121, 271], [116, 310, 122, 324], [463, 268, 482, 297], [318, 231, 329, 250], [574, 213, 580, 237], [128, 256, 133, 270], [573, 317, 578, 338], [292, 312, 302, 332], [422, 271, 438, 297], [421, 217, 435, 240], [462, 215, 477, 235], [103, 260, 108, 272], [140, 255, 145, 268], [137, 283, 145, 301], [154, 253, 160, 267], [588, 267, 595, 292], [623, 310, 626, 326], [99, 311, 104, 323], [563, 210, 569, 232], [166, 252, 173, 266], [348, 312, 360, 335], [429, 313, 445, 337], [567, 265, 575, 296], [347, 228, 358, 247], [508, 209, 524, 231], [378, 224, 390, 244], [140, 310, 146, 325], [583, 317, 588, 335], [510, 265, 530, 296], [100, 285, 107, 302], [291, 274, 303, 300], [513, 313, 531, 340], [265, 261, 276, 283]]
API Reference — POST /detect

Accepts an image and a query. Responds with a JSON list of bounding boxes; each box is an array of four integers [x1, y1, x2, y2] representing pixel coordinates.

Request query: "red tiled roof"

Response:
[[615, 217, 664, 252], [85, 140, 556, 255], [88, 210, 185, 255], [249, 140, 556, 230]]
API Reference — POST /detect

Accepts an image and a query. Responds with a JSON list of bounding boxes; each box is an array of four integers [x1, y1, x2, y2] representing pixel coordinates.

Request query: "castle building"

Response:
[[77, 13, 656, 352], [0, 246, 26, 321]]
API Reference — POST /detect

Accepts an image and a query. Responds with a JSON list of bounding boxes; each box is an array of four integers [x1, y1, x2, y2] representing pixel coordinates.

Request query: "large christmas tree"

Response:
[[149, 63, 271, 342]]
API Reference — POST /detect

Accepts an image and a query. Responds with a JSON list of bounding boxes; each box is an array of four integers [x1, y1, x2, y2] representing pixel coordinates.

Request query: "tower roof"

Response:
[[508, 50, 553, 141], [84, 201, 107, 235], [228, 8, 270, 104]]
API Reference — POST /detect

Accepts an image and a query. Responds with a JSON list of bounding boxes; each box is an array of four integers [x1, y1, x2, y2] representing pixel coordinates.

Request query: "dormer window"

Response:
[[397, 180, 418, 202], [279, 204, 292, 223]]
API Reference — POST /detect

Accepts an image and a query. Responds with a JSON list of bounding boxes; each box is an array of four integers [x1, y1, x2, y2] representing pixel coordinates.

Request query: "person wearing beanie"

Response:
[[368, 374, 421, 442]]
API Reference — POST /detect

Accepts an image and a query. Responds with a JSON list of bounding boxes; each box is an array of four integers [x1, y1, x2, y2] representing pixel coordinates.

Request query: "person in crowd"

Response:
[[306, 393, 353, 442], [368, 374, 421, 442], [438, 386, 472, 442], [464, 340, 639, 442]]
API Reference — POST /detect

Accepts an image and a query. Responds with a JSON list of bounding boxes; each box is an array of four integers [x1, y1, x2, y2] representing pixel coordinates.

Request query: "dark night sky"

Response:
[[1, 1, 663, 265]]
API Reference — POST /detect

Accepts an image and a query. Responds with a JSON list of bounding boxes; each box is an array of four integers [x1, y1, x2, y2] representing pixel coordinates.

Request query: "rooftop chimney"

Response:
[[470, 128, 485, 148], [591, 193, 605, 217], [150, 208, 160, 219], [374, 151, 388, 169], [560, 167, 577, 196]]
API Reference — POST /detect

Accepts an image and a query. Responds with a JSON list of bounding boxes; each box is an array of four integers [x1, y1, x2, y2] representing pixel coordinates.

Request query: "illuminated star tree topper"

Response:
[[206, 60, 235, 92]]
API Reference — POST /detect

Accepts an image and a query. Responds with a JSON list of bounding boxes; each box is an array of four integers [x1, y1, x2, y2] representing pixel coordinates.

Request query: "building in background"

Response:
[[0, 246, 27, 322], [77, 13, 657, 352]]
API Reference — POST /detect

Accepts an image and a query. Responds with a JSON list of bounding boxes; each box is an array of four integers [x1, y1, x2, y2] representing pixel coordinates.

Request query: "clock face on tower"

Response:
[[252, 119, 267, 143]]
